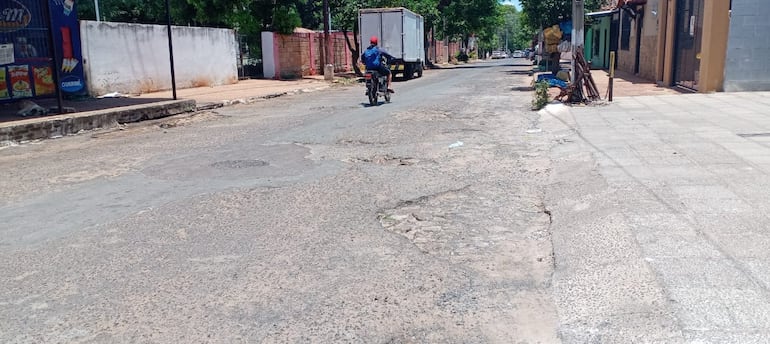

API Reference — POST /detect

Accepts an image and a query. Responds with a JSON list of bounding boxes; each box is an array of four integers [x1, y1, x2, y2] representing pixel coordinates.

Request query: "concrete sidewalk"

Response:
[[136, 77, 337, 107], [0, 76, 338, 144], [541, 92, 770, 341]]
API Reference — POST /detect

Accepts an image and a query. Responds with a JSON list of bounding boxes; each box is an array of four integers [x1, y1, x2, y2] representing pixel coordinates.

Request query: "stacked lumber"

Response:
[[570, 48, 601, 103]]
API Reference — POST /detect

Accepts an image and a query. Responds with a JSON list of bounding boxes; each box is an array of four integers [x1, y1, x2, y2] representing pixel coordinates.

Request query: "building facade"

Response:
[[585, 11, 614, 70], [723, 0, 770, 91], [599, 0, 770, 93]]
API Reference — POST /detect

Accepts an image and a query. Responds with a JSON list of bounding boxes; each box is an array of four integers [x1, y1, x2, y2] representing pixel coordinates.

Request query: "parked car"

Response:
[[491, 50, 505, 59], [512, 50, 524, 58]]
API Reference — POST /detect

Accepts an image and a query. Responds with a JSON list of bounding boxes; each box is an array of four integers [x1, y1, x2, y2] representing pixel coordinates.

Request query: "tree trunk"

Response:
[[424, 25, 432, 67], [342, 28, 362, 76]]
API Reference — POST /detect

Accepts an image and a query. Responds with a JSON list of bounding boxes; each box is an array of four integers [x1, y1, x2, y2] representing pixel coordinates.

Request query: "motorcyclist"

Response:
[[361, 36, 394, 93]]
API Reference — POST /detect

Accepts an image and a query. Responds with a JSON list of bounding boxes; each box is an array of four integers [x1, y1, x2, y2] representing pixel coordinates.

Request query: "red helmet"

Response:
[[370, 36, 378, 45]]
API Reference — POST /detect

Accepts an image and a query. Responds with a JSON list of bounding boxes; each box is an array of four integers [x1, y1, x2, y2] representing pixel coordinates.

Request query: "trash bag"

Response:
[[536, 73, 569, 88]]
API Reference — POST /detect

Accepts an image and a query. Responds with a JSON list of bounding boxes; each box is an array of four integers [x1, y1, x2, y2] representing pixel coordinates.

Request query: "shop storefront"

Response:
[[0, 0, 86, 107]]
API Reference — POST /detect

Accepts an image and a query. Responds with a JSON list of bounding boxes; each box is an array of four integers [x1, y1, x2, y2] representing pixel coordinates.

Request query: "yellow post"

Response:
[[609, 51, 615, 101]]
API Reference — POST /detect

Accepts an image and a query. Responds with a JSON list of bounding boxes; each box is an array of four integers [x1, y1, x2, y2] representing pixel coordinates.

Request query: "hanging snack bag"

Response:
[[9, 65, 32, 98], [34, 66, 55, 95], [0, 68, 8, 99]]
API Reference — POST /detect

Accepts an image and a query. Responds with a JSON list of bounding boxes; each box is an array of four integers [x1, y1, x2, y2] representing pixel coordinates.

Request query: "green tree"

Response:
[[77, 0, 502, 67], [440, 0, 501, 56], [520, 0, 609, 30], [273, 4, 303, 34], [513, 11, 537, 49], [328, 0, 365, 75], [77, 0, 175, 23]]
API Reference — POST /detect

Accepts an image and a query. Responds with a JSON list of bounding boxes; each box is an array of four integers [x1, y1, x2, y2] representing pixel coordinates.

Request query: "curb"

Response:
[[0, 99, 195, 145], [0, 82, 334, 146], [194, 84, 332, 111]]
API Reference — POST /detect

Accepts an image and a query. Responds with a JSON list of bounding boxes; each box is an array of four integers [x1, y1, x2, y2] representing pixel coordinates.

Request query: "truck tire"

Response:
[[417, 64, 423, 78], [404, 64, 413, 80]]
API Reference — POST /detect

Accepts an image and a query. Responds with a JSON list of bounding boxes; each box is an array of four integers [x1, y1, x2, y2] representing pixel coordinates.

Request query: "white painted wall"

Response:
[[80, 21, 237, 96], [261, 32, 276, 79]]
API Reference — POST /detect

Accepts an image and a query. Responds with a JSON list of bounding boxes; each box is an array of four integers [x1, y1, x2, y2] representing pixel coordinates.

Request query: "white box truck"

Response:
[[359, 7, 425, 79]]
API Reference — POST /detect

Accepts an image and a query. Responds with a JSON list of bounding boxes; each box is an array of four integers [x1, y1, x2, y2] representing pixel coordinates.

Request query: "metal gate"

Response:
[[673, 0, 704, 90]]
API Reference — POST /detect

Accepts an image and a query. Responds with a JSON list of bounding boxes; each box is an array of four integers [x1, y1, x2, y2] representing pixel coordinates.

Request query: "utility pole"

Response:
[[94, 0, 100, 21], [165, 0, 177, 99], [571, 0, 584, 85], [323, 0, 333, 80]]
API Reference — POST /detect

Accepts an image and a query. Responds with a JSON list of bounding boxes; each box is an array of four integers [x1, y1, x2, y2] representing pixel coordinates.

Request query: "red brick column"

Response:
[[344, 33, 351, 71], [273, 33, 281, 80], [308, 33, 316, 75]]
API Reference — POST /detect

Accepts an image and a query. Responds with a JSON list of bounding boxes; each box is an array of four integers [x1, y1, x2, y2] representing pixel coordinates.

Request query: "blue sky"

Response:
[[500, 0, 522, 10]]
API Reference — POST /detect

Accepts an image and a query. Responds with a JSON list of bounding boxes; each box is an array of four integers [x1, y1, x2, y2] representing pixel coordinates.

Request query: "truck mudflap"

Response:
[[389, 60, 421, 79]]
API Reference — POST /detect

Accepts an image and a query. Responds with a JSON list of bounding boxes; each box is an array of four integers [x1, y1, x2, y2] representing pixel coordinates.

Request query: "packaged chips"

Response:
[[34, 66, 54, 95], [8, 65, 32, 98], [0, 68, 8, 99]]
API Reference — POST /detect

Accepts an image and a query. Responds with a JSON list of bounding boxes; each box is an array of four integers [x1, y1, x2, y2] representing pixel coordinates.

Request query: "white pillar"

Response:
[[261, 32, 276, 79]]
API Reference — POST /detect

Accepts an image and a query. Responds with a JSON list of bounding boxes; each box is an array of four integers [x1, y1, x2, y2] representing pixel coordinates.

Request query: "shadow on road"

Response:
[[0, 97, 173, 123], [361, 101, 391, 107], [505, 70, 533, 75], [500, 62, 536, 67]]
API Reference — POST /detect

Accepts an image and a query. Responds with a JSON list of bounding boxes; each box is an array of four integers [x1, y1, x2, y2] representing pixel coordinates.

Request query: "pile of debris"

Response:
[[533, 47, 600, 105]]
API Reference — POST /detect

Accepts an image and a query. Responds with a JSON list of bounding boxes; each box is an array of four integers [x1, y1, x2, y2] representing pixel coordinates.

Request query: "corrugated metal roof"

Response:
[[586, 10, 617, 17]]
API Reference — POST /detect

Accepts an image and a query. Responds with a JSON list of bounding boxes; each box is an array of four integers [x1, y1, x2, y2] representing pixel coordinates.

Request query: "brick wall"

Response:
[[427, 40, 460, 63], [276, 35, 305, 79], [724, 0, 770, 91], [270, 31, 354, 79]]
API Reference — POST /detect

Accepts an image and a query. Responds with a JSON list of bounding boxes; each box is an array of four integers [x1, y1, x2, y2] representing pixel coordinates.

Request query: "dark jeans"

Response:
[[368, 65, 391, 77]]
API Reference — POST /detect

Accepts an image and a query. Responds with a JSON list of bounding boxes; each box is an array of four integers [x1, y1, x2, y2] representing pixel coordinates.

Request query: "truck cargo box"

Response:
[[359, 7, 425, 79]]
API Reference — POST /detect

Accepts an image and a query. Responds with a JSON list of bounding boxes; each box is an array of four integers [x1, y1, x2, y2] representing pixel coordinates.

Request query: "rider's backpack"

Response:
[[363, 47, 380, 69]]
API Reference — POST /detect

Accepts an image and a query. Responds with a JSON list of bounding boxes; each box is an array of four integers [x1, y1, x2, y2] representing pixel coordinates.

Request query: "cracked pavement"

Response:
[[3, 59, 770, 343], [0, 60, 559, 343]]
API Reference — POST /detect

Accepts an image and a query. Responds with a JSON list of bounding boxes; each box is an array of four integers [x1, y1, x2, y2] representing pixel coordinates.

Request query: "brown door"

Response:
[[673, 0, 704, 90]]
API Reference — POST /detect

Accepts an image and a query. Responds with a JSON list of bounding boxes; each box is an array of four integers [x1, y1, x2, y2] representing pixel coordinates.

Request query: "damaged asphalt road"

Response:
[[0, 60, 561, 342]]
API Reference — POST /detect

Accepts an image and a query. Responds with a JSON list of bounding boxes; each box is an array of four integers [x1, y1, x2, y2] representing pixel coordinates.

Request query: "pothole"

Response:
[[347, 154, 418, 166], [441, 128, 484, 134], [336, 138, 388, 145], [210, 159, 269, 169], [738, 133, 770, 138], [512, 86, 534, 91]]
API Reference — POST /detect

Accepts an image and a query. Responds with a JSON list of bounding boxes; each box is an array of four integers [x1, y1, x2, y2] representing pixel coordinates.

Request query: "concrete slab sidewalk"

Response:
[[541, 92, 770, 341]]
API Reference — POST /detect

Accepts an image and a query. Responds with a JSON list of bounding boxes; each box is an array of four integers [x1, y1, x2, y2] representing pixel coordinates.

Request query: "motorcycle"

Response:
[[364, 57, 391, 106]]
